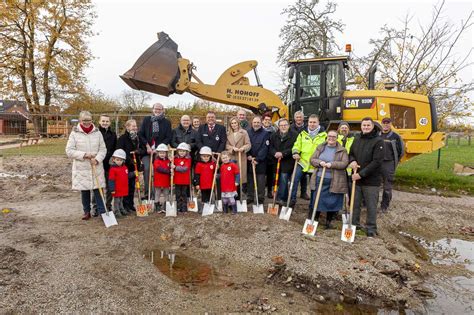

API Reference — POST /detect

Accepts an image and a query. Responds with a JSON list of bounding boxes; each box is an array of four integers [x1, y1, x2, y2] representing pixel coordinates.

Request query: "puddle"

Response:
[[429, 238, 474, 272], [146, 249, 231, 291]]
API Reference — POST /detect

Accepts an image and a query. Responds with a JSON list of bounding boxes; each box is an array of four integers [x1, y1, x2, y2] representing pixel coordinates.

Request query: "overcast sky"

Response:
[[85, 0, 473, 108]]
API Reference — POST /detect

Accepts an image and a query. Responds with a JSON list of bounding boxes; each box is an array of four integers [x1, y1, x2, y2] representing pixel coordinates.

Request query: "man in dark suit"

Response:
[[196, 111, 227, 153]]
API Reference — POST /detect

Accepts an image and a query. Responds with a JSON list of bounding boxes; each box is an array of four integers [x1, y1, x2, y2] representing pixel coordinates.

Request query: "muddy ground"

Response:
[[1, 156, 473, 313]]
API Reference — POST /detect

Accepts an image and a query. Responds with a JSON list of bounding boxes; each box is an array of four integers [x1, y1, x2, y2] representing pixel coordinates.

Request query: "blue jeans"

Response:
[[277, 172, 290, 202], [81, 189, 105, 214], [290, 164, 309, 203]]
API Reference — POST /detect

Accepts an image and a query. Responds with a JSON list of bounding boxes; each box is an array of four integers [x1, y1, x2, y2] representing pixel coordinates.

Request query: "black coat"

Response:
[[138, 115, 172, 148], [171, 124, 198, 151], [196, 123, 227, 153], [290, 122, 306, 135], [269, 130, 298, 173], [248, 127, 270, 174], [349, 128, 384, 186], [117, 131, 146, 173], [380, 130, 404, 164], [99, 126, 117, 172]]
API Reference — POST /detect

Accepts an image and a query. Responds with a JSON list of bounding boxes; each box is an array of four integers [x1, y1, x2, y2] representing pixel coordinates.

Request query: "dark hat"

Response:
[[382, 117, 392, 123]]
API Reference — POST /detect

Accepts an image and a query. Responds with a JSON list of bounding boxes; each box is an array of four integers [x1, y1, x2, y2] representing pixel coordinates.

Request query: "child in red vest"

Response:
[[153, 144, 171, 213], [193, 146, 216, 204], [173, 142, 192, 212], [108, 149, 129, 218], [220, 151, 240, 214]]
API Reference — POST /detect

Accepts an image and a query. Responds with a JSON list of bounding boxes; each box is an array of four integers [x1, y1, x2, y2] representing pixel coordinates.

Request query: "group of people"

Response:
[[65, 103, 403, 237]]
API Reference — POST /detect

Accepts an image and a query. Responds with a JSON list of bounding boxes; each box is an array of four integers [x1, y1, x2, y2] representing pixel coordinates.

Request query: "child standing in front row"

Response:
[[153, 144, 171, 213], [220, 151, 240, 214], [194, 146, 216, 204], [108, 149, 129, 217], [173, 142, 192, 212]]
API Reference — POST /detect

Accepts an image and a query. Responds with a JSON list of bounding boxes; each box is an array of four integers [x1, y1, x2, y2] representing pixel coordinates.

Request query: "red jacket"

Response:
[[174, 156, 192, 185], [154, 158, 171, 188], [220, 162, 239, 193], [194, 160, 216, 190], [108, 164, 129, 197]]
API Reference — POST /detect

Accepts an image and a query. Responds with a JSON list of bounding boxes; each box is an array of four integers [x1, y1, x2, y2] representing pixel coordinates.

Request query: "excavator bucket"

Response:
[[120, 32, 180, 96]]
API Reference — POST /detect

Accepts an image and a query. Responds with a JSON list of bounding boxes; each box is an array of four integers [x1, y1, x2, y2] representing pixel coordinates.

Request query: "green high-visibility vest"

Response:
[[338, 134, 355, 175]]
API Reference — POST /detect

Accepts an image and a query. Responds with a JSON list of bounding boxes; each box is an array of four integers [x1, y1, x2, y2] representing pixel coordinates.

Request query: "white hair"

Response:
[[79, 111, 92, 120]]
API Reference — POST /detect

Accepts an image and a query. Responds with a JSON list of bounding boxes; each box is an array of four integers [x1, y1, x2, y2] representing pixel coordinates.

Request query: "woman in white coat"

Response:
[[66, 111, 107, 220]]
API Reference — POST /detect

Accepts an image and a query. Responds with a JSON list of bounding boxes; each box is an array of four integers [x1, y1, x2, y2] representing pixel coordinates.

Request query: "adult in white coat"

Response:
[[66, 111, 107, 220]]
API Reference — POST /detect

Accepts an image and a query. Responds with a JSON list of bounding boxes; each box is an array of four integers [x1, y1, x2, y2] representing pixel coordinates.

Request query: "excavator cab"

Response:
[[287, 57, 348, 126]]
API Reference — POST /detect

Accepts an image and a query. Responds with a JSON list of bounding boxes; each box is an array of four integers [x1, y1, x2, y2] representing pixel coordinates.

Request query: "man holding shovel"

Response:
[[247, 116, 270, 205], [138, 103, 172, 199], [269, 118, 298, 205], [348, 117, 384, 238]]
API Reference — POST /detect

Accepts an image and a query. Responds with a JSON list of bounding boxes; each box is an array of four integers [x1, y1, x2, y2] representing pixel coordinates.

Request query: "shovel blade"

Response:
[[215, 200, 223, 212], [267, 204, 279, 216], [302, 219, 318, 236], [279, 206, 292, 221], [237, 200, 247, 212], [143, 200, 154, 213], [136, 204, 149, 217], [342, 213, 349, 225], [252, 204, 264, 214], [101, 212, 118, 228], [341, 224, 356, 243], [165, 202, 177, 217], [202, 203, 215, 216], [187, 198, 198, 212]]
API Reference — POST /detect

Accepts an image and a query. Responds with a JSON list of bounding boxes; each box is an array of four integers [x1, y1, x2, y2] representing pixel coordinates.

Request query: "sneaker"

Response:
[[91, 210, 99, 217], [114, 211, 122, 218], [82, 212, 91, 220], [289, 200, 296, 208], [367, 231, 376, 238], [120, 209, 128, 216]]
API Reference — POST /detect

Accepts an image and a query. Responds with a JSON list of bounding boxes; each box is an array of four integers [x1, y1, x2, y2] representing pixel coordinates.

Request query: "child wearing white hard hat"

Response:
[[153, 144, 171, 212], [108, 149, 129, 217]]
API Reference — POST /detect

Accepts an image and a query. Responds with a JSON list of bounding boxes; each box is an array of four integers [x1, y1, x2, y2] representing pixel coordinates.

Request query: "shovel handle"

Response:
[[252, 158, 259, 207], [348, 168, 358, 228], [271, 158, 281, 207], [209, 153, 221, 204], [91, 163, 109, 214], [309, 167, 326, 223], [285, 159, 299, 209]]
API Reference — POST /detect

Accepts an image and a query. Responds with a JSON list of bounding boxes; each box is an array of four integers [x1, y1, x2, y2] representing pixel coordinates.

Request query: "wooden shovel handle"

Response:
[[310, 167, 326, 223]]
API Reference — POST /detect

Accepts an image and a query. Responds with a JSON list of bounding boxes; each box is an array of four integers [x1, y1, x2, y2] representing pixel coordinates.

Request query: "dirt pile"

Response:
[[0, 155, 473, 313]]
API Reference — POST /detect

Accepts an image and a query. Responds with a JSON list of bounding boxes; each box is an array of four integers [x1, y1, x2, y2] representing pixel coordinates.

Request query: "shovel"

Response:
[[302, 167, 326, 236], [342, 194, 349, 224], [166, 149, 177, 217], [279, 160, 298, 221], [187, 182, 198, 212], [91, 163, 117, 228], [341, 169, 357, 243], [132, 152, 148, 217], [202, 153, 220, 216], [251, 159, 264, 214], [267, 158, 281, 216], [236, 151, 247, 212], [143, 150, 155, 213]]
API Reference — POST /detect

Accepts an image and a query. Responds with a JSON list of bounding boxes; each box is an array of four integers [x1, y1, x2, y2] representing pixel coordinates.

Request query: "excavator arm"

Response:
[[121, 32, 287, 119]]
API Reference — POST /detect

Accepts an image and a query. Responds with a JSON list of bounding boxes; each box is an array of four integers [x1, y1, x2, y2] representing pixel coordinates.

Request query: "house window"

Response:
[[390, 104, 416, 129]]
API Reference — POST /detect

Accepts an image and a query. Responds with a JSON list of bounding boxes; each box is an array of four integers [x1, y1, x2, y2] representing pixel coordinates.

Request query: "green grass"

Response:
[[0, 138, 68, 156], [396, 139, 474, 195]]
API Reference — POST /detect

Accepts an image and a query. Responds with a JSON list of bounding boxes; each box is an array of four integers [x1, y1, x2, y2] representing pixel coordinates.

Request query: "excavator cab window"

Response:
[[326, 64, 342, 97], [299, 64, 321, 99]]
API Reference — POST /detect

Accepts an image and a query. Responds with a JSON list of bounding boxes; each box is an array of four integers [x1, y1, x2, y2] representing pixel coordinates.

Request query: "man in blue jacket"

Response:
[[196, 111, 227, 153], [247, 116, 270, 205]]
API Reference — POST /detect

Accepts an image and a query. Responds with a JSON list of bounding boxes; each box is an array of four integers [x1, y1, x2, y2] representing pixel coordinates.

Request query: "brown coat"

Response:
[[226, 129, 251, 183], [309, 142, 349, 194]]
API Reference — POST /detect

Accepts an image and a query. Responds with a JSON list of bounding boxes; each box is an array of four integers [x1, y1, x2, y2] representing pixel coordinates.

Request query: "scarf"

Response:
[[151, 113, 164, 138], [308, 126, 320, 138], [80, 124, 94, 134], [128, 130, 138, 141]]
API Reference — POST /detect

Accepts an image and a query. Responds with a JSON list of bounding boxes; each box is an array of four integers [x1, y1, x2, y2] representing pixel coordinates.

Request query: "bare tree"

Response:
[[119, 89, 152, 114], [277, 0, 344, 65], [350, 0, 473, 126], [0, 0, 96, 133]]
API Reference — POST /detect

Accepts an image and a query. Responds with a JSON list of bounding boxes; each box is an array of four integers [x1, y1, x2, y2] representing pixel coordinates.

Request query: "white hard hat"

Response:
[[112, 149, 126, 160], [199, 146, 212, 155], [156, 144, 168, 152], [177, 142, 191, 151]]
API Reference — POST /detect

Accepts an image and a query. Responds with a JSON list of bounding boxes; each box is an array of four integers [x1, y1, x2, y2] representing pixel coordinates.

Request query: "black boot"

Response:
[[232, 204, 237, 214]]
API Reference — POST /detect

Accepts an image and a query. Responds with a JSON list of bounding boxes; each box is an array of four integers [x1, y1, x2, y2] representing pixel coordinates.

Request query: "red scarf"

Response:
[[80, 124, 94, 134]]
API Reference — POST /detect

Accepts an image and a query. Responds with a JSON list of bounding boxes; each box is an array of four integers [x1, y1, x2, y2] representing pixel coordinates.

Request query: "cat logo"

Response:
[[345, 99, 360, 108]]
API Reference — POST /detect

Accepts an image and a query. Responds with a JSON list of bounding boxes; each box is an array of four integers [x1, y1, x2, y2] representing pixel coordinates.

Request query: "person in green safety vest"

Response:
[[290, 114, 327, 207], [337, 121, 355, 175]]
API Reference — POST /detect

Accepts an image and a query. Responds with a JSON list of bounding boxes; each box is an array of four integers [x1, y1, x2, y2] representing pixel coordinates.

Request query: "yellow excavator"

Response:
[[120, 32, 445, 161]]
